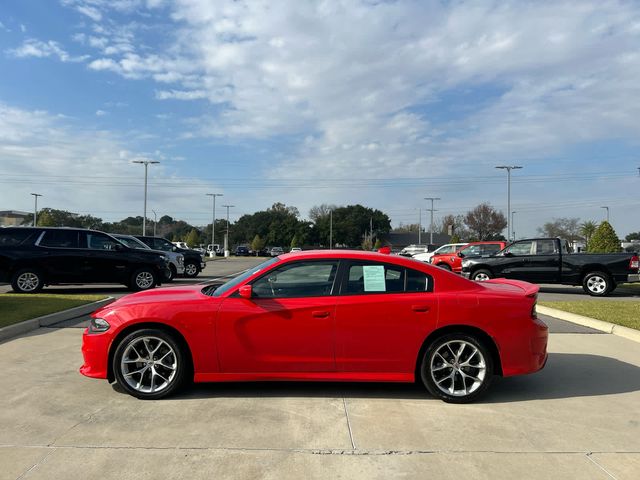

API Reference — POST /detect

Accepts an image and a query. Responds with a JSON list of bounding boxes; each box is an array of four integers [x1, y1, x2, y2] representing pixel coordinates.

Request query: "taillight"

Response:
[[631, 255, 639, 271], [531, 302, 537, 318]]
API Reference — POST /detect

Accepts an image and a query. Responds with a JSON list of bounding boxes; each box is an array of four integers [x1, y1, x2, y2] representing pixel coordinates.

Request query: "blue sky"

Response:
[[1, 0, 639, 238]]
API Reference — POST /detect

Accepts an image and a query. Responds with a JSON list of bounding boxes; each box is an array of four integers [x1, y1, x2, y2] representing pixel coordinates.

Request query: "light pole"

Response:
[[329, 210, 333, 249], [601, 206, 610, 223], [424, 197, 440, 244], [152, 210, 157, 236], [495, 165, 523, 241], [206, 193, 223, 255], [222, 204, 235, 257], [30, 193, 42, 226], [132, 160, 160, 235], [511, 211, 516, 241], [418, 208, 422, 244]]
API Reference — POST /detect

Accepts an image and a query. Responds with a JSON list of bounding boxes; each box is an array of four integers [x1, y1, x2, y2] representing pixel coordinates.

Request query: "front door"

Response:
[[217, 260, 339, 373]]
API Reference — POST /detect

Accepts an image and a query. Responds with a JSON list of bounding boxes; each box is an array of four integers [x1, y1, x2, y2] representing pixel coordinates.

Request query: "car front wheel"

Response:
[[113, 329, 187, 399], [420, 333, 494, 403], [183, 261, 199, 278], [129, 268, 157, 291]]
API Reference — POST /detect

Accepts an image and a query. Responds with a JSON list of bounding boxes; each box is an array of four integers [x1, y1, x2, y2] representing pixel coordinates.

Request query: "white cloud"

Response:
[[95, 109, 107, 116], [7, 38, 89, 62]]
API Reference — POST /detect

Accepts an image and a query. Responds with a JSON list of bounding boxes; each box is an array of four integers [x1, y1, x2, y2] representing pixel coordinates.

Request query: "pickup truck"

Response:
[[461, 237, 640, 296]]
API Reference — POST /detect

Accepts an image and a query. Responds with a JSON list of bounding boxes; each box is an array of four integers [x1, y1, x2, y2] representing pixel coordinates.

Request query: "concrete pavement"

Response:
[[1, 315, 639, 479]]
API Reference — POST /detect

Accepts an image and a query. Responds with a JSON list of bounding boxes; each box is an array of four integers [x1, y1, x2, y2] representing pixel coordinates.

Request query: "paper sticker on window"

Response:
[[363, 265, 386, 292]]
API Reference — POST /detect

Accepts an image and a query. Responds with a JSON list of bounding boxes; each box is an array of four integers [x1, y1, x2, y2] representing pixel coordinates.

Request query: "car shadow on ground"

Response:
[[162, 353, 640, 403]]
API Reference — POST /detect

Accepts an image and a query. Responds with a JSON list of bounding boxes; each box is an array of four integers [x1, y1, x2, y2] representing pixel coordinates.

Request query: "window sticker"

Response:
[[363, 265, 386, 292]]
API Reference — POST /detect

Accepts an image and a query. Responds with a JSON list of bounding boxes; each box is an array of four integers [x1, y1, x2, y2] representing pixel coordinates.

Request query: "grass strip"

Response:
[[539, 300, 640, 331], [0, 294, 106, 328]]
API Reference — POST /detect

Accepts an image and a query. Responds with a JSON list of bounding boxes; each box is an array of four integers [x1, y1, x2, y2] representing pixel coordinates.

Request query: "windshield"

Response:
[[212, 257, 281, 297], [116, 236, 149, 249]]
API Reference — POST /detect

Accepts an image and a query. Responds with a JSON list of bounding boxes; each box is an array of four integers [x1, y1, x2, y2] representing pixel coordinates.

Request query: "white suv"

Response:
[[114, 234, 185, 281], [413, 243, 468, 263]]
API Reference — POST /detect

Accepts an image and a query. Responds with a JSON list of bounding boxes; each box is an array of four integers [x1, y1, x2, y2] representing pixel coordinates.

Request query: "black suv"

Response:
[[0, 227, 171, 293], [134, 236, 206, 278]]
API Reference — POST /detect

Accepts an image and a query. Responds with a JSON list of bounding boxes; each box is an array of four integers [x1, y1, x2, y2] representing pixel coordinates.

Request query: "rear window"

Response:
[[0, 229, 35, 247], [39, 230, 79, 248], [344, 262, 433, 294]]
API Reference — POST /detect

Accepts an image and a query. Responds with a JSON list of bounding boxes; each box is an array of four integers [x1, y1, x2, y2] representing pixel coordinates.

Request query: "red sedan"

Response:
[[81, 250, 548, 403]]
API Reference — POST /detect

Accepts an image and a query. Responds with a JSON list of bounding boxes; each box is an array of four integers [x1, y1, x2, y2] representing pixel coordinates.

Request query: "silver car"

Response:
[[113, 234, 184, 281]]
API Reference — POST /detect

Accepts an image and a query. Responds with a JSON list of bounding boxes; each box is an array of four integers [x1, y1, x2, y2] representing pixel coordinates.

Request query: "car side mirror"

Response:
[[457, 252, 465, 258], [172, 246, 178, 252], [504, 252, 513, 257], [114, 243, 124, 251], [239, 285, 252, 299]]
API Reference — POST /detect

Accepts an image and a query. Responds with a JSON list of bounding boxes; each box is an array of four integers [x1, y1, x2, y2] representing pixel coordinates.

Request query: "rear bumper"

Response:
[[627, 274, 640, 283], [500, 316, 549, 377]]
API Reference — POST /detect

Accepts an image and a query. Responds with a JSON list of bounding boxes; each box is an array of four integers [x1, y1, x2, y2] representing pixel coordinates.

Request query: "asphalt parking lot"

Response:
[[1, 257, 639, 479]]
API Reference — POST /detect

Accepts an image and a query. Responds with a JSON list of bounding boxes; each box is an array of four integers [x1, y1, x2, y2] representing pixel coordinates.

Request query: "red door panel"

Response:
[[334, 293, 438, 373], [216, 296, 336, 373]]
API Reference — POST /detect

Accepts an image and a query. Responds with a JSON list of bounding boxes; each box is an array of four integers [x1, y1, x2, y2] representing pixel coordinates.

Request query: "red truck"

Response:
[[430, 241, 508, 272]]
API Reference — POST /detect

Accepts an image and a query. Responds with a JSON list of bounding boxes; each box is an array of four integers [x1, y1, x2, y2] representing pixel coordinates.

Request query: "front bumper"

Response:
[[200, 261, 206, 270], [80, 329, 110, 379]]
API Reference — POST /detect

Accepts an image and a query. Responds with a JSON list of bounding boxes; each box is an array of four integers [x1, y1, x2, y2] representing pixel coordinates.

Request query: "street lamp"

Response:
[[222, 204, 235, 257], [151, 210, 157, 236], [495, 166, 523, 241], [511, 211, 516, 241], [601, 206, 610, 223], [329, 209, 333, 249], [206, 193, 223, 256], [424, 197, 441, 244], [30, 193, 42, 226], [418, 208, 422, 244], [132, 160, 160, 235]]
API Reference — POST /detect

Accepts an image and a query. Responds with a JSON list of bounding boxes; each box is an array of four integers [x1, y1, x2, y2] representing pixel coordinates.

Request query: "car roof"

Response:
[[279, 249, 428, 265]]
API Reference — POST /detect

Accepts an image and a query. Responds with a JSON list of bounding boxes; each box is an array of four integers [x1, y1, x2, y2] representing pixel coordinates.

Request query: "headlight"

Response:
[[462, 260, 470, 268], [89, 317, 110, 333]]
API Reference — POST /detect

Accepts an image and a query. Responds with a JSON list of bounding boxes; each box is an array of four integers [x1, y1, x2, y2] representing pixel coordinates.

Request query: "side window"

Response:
[[536, 240, 557, 255], [462, 245, 481, 256], [481, 244, 502, 255], [252, 261, 338, 298], [503, 241, 534, 256], [154, 239, 173, 251], [406, 268, 433, 292], [39, 230, 79, 248], [0, 230, 35, 246], [438, 245, 454, 254], [346, 263, 404, 294], [86, 232, 120, 250]]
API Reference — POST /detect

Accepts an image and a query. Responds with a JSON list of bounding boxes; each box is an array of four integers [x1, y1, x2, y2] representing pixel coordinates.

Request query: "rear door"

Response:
[[522, 239, 561, 283], [334, 261, 438, 374]]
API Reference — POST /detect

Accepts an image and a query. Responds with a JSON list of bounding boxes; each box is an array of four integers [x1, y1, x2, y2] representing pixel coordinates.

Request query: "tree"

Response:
[[251, 235, 265, 255], [361, 237, 372, 251], [393, 222, 420, 233], [464, 203, 507, 240], [290, 234, 301, 249], [309, 204, 337, 222], [625, 232, 640, 242], [537, 217, 582, 242], [184, 229, 201, 247], [580, 221, 598, 247], [439, 214, 469, 240], [309, 204, 391, 247], [587, 221, 621, 253], [373, 239, 382, 250]]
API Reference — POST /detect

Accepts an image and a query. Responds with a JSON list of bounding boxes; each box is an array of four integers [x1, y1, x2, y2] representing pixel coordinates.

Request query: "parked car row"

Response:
[[0, 227, 207, 293]]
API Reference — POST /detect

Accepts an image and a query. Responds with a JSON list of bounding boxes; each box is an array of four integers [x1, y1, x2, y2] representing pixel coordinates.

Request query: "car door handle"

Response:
[[412, 305, 430, 313], [311, 311, 331, 318]]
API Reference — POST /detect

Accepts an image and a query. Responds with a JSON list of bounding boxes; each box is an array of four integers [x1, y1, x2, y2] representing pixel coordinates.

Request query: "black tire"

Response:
[[183, 261, 199, 278], [436, 263, 452, 271], [11, 268, 45, 293], [582, 271, 613, 297], [112, 328, 187, 400], [129, 267, 157, 292], [471, 269, 493, 282], [166, 264, 177, 282], [420, 333, 494, 403]]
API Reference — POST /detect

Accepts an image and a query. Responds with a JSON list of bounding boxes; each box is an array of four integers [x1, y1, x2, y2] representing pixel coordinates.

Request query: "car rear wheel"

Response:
[[183, 261, 199, 278], [436, 263, 452, 271], [11, 268, 44, 293], [582, 271, 613, 297], [129, 268, 157, 291], [113, 329, 186, 399], [471, 269, 492, 282], [420, 333, 494, 403]]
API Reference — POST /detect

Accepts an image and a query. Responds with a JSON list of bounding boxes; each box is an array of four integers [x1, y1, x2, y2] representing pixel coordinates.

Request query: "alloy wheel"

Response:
[[135, 271, 154, 289], [430, 340, 487, 397], [586, 275, 607, 294], [474, 272, 490, 282], [17, 272, 40, 292], [120, 336, 177, 394], [184, 263, 197, 276]]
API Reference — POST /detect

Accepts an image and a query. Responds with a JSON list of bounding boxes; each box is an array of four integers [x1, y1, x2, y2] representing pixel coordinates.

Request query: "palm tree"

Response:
[[580, 220, 598, 247]]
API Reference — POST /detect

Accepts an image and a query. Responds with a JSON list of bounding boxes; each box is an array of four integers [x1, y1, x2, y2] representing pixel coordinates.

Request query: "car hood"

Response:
[[96, 285, 214, 313], [479, 278, 539, 297]]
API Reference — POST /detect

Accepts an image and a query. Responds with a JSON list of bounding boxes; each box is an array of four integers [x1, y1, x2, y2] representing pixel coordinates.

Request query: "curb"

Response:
[[0, 296, 115, 343], [537, 305, 640, 344]]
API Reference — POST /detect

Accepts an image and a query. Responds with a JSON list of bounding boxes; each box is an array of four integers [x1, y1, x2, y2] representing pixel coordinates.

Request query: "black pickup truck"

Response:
[[0, 227, 171, 293], [460, 237, 640, 296]]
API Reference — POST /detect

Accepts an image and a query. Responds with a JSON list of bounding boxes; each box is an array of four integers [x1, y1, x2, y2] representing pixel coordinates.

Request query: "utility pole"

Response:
[[206, 193, 223, 255], [418, 208, 422, 244], [601, 206, 610, 223], [495, 165, 523, 241], [132, 160, 160, 235], [511, 211, 516, 241], [222, 204, 234, 257], [152, 210, 157, 236], [424, 197, 441, 244], [30, 193, 42, 226], [329, 210, 333, 249]]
